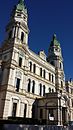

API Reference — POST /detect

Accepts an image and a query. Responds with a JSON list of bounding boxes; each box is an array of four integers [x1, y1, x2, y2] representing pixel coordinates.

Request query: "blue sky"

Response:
[[0, 0, 73, 80]]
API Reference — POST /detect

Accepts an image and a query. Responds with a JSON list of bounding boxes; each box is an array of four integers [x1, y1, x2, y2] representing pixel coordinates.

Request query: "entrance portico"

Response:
[[34, 92, 69, 126]]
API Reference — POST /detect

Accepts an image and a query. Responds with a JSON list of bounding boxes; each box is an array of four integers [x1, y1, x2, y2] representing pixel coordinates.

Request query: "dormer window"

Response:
[[21, 32, 24, 42]]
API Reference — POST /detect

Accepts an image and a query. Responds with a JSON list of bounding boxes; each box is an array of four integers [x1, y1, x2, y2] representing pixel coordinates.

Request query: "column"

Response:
[[28, 105, 32, 118], [30, 81, 32, 93]]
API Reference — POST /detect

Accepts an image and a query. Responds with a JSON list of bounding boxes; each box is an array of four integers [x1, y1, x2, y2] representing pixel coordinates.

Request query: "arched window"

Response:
[[49, 73, 51, 81], [40, 68, 42, 77], [16, 78, 20, 92], [60, 62, 62, 69], [43, 69, 46, 79], [52, 74, 54, 83], [27, 79, 31, 92], [52, 89, 54, 93], [43, 85, 45, 96], [21, 32, 24, 42], [49, 88, 51, 93], [32, 81, 35, 94], [19, 57, 22, 67], [39, 84, 42, 96], [33, 64, 36, 74], [61, 81, 63, 88], [29, 62, 32, 72]]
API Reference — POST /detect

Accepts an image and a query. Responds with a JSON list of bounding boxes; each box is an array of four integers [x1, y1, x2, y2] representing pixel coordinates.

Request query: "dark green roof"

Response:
[[16, 0, 27, 13], [50, 34, 60, 47]]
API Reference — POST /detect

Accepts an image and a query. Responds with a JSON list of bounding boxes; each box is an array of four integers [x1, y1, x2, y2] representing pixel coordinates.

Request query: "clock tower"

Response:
[[48, 34, 65, 93]]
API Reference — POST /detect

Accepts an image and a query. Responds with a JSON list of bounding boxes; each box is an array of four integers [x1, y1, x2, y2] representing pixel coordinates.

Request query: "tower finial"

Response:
[[53, 34, 57, 40], [18, 0, 24, 4]]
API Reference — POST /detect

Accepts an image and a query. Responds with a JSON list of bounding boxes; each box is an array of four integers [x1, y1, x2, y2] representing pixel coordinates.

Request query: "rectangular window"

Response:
[[40, 68, 42, 77], [29, 62, 32, 72], [19, 57, 22, 67], [52, 74, 54, 83], [40, 84, 42, 96], [21, 32, 24, 42], [33, 64, 36, 73], [43, 70, 46, 79], [49, 109, 54, 119], [24, 104, 27, 118], [12, 103, 17, 117], [40, 109, 43, 118], [43, 85, 45, 96], [16, 78, 20, 92], [32, 81, 35, 94], [49, 73, 51, 81]]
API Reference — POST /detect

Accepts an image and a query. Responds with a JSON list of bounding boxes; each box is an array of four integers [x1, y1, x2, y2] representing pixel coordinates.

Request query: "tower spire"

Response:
[[17, 0, 27, 13], [4, 0, 28, 45]]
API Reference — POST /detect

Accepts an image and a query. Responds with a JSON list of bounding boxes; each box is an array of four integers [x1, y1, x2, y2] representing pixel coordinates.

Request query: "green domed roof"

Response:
[[16, 0, 27, 13], [50, 34, 60, 47]]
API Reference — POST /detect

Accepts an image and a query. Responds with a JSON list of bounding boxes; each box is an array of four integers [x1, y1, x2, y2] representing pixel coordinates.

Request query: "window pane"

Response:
[[33, 64, 36, 73], [61, 81, 63, 88], [52, 74, 54, 83], [28, 79, 31, 92], [21, 32, 24, 42], [32, 81, 35, 94], [40, 68, 42, 77], [49, 88, 51, 93], [49, 73, 51, 81], [40, 84, 42, 96], [43, 85, 45, 96], [29, 62, 32, 72], [19, 57, 22, 67], [16, 78, 20, 92], [43, 70, 46, 79]]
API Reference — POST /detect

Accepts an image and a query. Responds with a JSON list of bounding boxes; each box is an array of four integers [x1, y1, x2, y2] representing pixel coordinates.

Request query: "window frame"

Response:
[[19, 57, 22, 67], [21, 32, 24, 42], [16, 78, 20, 92]]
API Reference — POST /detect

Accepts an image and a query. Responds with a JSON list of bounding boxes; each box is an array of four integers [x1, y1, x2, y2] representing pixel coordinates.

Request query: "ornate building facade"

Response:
[[0, 0, 73, 126]]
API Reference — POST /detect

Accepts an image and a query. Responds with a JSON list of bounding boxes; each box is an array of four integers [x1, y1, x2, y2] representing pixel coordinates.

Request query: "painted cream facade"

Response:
[[0, 0, 73, 126]]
